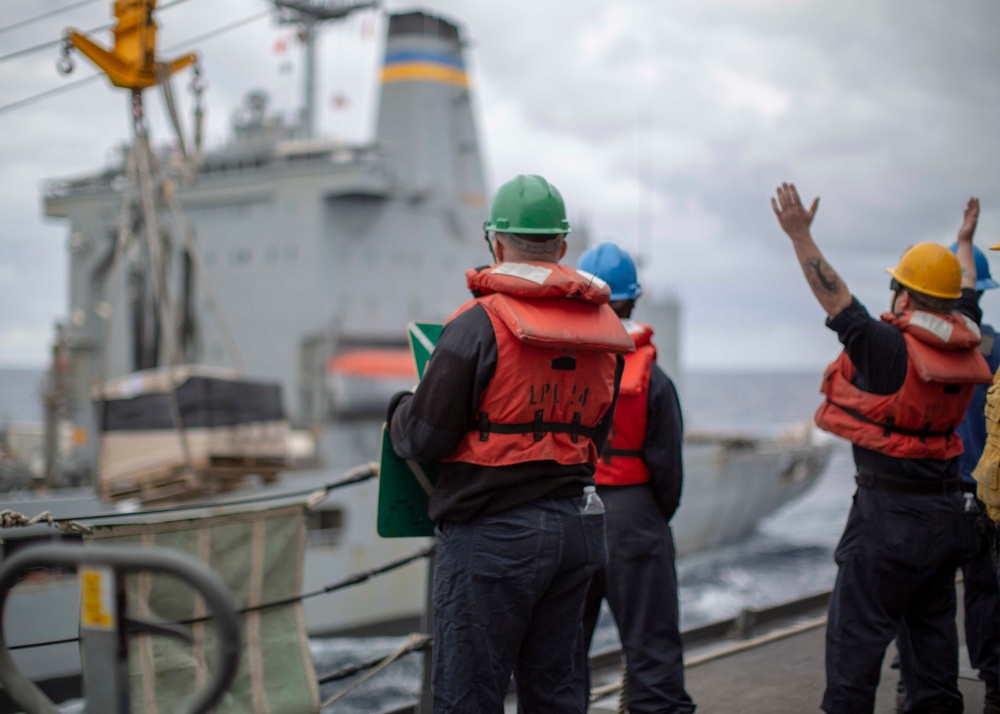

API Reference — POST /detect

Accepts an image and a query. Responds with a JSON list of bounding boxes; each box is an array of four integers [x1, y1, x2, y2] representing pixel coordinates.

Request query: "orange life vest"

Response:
[[595, 321, 655, 486], [443, 262, 634, 468], [815, 308, 994, 459]]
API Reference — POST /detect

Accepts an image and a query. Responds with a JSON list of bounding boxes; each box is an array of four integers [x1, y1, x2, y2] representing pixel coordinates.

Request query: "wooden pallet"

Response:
[[100, 455, 288, 504]]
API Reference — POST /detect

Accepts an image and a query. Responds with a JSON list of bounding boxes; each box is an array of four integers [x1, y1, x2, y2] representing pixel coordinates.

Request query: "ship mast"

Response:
[[273, 0, 377, 139]]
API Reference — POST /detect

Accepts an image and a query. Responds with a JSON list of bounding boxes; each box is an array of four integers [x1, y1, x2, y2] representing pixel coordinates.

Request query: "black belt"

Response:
[[961, 480, 978, 494], [855, 472, 962, 495]]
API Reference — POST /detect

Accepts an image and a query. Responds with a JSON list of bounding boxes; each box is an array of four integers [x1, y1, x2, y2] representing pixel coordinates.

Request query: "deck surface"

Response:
[[587, 582, 986, 713]]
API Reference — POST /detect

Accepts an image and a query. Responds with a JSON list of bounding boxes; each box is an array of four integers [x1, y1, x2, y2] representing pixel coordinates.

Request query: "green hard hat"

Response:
[[484, 174, 571, 235]]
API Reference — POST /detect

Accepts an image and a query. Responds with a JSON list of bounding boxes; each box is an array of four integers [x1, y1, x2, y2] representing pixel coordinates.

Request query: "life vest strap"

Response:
[[602, 447, 642, 465], [476, 410, 597, 444], [831, 402, 955, 443]]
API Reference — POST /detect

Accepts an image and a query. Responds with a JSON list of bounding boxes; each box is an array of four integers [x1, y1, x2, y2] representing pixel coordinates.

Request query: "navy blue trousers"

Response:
[[582, 485, 695, 714], [431, 497, 607, 714], [897, 508, 1000, 710], [822, 487, 978, 714]]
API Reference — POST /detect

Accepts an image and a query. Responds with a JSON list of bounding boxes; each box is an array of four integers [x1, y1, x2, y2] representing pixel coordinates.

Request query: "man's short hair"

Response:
[[491, 231, 565, 258], [906, 289, 955, 315]]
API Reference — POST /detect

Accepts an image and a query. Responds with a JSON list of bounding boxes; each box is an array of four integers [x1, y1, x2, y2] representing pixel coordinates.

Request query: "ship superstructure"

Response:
[[43, 10, 500, 476]]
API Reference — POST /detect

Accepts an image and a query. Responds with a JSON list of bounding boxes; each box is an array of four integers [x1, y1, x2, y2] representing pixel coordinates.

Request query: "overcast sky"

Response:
[[1, 0, 999, 372]]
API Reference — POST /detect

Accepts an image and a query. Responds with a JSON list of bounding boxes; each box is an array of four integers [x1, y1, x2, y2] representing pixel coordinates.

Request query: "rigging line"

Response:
[[0, 8, 273, 116], [0, 0, 195, 64], [0, 0, 101, 36], [317, 635, 432, 685], [7, 544, 434, 652], [0, 72, 102, 116], [162, 9, 271, 52], [51, 463, 378, 523], [320, 633, 430, 707]]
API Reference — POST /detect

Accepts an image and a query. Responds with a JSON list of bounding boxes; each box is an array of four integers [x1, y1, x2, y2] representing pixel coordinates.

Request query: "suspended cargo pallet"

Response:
[[94, 365, 291, 503]]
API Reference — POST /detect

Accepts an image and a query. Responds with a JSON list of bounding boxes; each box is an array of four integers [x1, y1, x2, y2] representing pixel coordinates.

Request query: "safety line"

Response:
[[50, 463, 378, 523], [0, 0, 195, 64], [0, 0, 101, 36], [0, 7, 270, 116], [7, 543, 434, 651]]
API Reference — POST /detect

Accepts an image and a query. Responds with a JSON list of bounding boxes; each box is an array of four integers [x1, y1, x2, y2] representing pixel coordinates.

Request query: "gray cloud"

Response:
[[1, 0, 998, 372]]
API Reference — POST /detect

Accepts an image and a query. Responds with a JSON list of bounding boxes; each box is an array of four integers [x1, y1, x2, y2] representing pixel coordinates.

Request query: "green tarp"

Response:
[[87, 503, 319, 713]]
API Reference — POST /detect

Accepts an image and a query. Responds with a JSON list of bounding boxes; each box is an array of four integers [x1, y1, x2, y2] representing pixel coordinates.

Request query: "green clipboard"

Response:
[[377, 322, 444, 537]]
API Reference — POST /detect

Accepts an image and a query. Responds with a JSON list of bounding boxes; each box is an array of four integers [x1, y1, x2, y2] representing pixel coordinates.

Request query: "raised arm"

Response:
[[955, 197, 980, 291], [771, 182, 852, 319]]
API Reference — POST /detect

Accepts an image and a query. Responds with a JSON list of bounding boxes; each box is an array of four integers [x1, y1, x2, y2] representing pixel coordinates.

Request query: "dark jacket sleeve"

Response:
[[642, 365, 684, 521], [826, 290, 983, 395], [387, 305, 497, 461], [592, 355, 626, 454]]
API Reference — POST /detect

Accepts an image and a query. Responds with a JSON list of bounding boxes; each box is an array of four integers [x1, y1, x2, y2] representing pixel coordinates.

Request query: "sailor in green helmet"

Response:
[[389, 174, 632, 712]]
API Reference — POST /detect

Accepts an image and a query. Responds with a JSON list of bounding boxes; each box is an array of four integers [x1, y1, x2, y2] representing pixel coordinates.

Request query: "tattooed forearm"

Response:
[[804, 258, 840, 294]]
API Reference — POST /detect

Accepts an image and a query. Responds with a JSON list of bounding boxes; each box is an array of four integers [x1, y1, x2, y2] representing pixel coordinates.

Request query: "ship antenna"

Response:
[[273, 0, 379, 139]]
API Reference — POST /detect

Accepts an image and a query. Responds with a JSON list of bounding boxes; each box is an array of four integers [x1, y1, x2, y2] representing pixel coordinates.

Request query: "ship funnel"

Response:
[[375, 11, 486, 210]]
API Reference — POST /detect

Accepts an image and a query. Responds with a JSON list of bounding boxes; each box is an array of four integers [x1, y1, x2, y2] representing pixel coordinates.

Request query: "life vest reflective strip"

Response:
[[596, 321, 655, 486], [815, 309, 993, 459], [442, 262, 630, 467], [456, 262, 637, 354]]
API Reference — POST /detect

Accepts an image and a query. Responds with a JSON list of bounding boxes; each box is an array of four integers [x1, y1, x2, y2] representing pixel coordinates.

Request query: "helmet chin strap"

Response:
[[483, 229, 497, 263]]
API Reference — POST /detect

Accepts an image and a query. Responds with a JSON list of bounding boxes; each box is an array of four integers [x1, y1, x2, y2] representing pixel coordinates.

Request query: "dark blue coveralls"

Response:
[[896, 322, 1000, 710], [581, 365, 696, 714], [821, 295, 983, 714], [388, 302, 622, 714]]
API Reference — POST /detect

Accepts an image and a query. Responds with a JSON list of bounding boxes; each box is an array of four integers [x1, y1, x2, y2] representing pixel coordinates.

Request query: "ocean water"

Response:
[[0, 368, 856, 713]]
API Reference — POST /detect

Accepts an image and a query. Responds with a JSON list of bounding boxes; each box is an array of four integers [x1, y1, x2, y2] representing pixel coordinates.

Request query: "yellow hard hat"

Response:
[[885, 242, 962, 300], [991, 239, 1000, 252]]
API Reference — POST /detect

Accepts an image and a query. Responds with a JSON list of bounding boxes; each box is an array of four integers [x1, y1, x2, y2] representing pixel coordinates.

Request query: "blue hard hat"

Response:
[[577, 242, 642, 300], [949, 242, 999, 290]]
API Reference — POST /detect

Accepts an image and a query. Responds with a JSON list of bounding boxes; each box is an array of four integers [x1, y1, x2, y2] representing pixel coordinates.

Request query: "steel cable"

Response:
[[0, 0, 102, 36], [7, 542, 433, 651]]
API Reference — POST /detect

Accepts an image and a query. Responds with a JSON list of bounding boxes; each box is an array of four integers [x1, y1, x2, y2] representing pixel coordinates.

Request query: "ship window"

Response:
[[266, 247, 279, 263], [232, 248, 252, 265], [307, 507, 345, 546], [285, 246, 298, 262]]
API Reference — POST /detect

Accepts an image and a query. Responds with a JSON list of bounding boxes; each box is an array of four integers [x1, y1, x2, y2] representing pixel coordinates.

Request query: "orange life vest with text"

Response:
[[814, 308, 993, 459], [595, 320, 655, 486], [443, 262, 634, 468]]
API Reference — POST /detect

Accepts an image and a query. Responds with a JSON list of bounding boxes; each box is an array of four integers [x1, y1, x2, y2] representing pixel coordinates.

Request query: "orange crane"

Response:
[[66, 0, 195, 91]]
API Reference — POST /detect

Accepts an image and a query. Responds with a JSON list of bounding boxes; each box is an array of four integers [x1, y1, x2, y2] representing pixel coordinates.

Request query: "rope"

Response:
[[6, 537, 431, 651], [94, 141, 138, 476], [54, 462, 379, 524], [316, 635, 432, 685], [320, 632, 431, 707], [0, 509, 92, 544], [150, 150, 246, 372], [131, 97, 197, 479], [617, 655, 628, 714]]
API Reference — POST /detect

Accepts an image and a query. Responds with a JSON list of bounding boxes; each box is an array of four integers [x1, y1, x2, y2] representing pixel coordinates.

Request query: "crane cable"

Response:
[[0, 0, 102, 37], [0, 0, 196, 64], [0, 9, 271, 117]]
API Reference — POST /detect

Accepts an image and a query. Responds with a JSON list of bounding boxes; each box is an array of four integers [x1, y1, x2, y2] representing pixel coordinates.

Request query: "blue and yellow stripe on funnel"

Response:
[[381, 50, 468, 87]]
